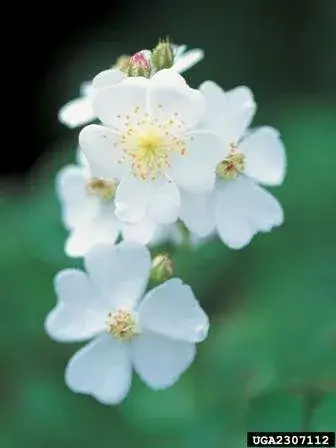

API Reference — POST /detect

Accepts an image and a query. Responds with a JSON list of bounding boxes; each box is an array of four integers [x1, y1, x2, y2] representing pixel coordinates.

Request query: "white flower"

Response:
[[56, 164, 158, 257], [179, 81, 286, 249], [45, 242, 209, 404], [79, 69, 222, 225], [58, 45, 204, 128]]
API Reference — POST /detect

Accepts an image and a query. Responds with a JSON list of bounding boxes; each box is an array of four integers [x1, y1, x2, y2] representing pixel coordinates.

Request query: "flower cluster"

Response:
[[46, 39, 286, 405]]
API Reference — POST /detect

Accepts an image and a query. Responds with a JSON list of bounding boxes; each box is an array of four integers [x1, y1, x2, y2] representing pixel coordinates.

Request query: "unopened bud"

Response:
[[151, 38, 174, 70], [113, 55, 131, 73], [151, 253, 173, 283], [127, 51, 151, 77]]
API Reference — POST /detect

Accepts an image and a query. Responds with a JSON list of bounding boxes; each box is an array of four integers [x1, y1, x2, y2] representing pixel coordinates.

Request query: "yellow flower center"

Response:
[[106, 310, 138, 341], [216, 142, 246, 180], [115, 106, 188, 180], [86, 178, 117, 200]]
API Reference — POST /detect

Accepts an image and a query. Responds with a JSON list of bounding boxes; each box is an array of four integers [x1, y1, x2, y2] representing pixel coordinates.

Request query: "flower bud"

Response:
[[151, 253, 173, 283], [127, 51, 151, 78], [151, 38, 174, 70], [113, 55, 131, 73]]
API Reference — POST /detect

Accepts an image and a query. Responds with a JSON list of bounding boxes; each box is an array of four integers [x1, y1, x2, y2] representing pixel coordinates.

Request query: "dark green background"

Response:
[[3, 1, 336, 446]]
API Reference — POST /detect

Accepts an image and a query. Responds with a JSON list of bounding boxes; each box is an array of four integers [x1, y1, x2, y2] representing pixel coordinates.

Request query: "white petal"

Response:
[[79, 124, 125, 179], [92, 78, 148, 128], [149, 223, 183, 247], [168, 224, 186, 245], [139, 278, 209, 342], [189, 232, 210, 248], [172, 45, 187, 60], [65, 334, 132, 405], [149, 70, 206, 129], [240, 127, 286, 186], [84, 242, 151, 310], [56, 165, 88, 229], [148, 179, 181, 224], [115, 176, 150, 223], [150, 223, 206, 247], [121, 217, 157, 245], [76, 148, 90, 170], [149, 68, 189, 90], [117, 177, 180, 225], [65, 231, 90, 258], [92, 69, 126, 90], [80, 81, 95, 97], [152, 224, 209, 248], [45, 269, 107, 342], [180, 190, 216, 237], [215, 176, 284, 249], [65, 208, 120, 258], [169, 131, 223, 193], [132, 332, 196, 389], [200, 81, 256, 143], [58, 97, 95, 128], [225, 86, 256, 140], [173, 48, 204, 73]]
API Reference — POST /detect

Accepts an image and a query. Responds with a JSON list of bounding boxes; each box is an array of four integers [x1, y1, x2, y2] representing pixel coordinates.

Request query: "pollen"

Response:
[[106, 310, 138, 341], [86, 178, 117, 200], [137, 131, 163, 152], [216, 142, 246, 180], [116, 107, 187, 181]]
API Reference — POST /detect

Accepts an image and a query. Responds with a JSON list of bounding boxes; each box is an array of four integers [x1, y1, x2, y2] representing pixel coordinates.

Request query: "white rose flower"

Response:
[[79, 69, 223, 225], [45, 243, 209, 404], [179, 81, 286, 249], [58, 45, 204, 128], [56, 164, 158, 257]]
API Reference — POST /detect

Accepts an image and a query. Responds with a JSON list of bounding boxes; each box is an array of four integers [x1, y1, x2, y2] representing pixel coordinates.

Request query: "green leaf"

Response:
[[247, 392, 302, 431]]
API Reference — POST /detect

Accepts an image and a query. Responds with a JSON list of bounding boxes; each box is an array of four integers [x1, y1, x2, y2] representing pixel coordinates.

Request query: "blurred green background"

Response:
[[3, 0, 336, 446]]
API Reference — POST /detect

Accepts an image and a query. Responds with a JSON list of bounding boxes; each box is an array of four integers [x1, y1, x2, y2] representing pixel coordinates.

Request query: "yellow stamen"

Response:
[[216, 142, 246, 180], [116, 106, 188, 180], [86, 178, 117, 200], [106, 310, 138, 341]]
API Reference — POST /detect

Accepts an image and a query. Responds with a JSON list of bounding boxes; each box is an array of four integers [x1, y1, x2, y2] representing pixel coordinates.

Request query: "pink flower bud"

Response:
[[128, 51, 151, 77]]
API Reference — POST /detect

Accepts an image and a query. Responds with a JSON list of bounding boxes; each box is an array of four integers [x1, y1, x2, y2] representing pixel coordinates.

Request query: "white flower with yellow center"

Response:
[[178, 81, 286, 249], [79, 69, 222, 225], [58, 45, 204, 128], [56, 164, 158, 257], [45, 243, 209, 405]]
